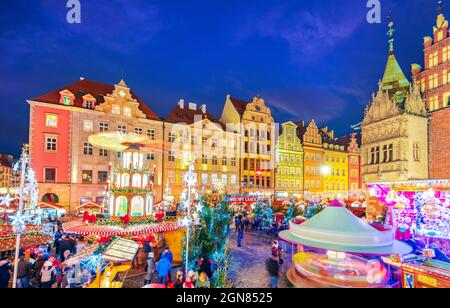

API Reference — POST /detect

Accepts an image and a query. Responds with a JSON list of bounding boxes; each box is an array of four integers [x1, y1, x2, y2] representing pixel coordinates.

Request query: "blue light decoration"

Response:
[[80, 254, 109, 274]]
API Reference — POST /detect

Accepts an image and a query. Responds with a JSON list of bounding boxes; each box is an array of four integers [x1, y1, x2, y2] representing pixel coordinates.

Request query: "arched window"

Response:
[[132, 174, 141, 187], [146, 196, 154, 215], [131, 196, 144, 217], [121, 174, 130, 187], [123, 152, 132, 168], [116, 196, 128, 217], [42, 193, 59, 204], [142, 174, 149, 188]]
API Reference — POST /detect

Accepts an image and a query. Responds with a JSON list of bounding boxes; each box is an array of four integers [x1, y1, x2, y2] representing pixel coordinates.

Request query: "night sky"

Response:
[[0, 0, 442, 156]]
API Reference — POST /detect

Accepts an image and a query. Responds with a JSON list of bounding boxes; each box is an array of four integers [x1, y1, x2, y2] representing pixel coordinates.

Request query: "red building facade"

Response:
[[413, 12, 450, 179]]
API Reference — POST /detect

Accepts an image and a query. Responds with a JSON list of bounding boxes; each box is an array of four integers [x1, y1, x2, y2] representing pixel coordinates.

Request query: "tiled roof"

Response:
[[336, 133, 362, 148], [230, 98, 249, 116], [30, 79, 160, 121], [295, 121, 307, 142], [165, 104, 224, 128]]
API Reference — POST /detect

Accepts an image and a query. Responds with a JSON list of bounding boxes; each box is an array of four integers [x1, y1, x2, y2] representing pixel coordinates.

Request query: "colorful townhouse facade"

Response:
[[297, 120, 324, 194], [27, 78, 364, 211], [275, 122, 304, 199], [0, 154, 16, 188], [320, 128, 349, 193], [163, 99, 240, 201], [338, 134, 362, 191], [28, 78, 164, 210], [220, 95, 276, 196], [413, 11, 450, 179]]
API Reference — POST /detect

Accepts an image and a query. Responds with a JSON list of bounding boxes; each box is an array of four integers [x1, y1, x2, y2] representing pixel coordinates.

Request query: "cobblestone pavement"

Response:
[[229, 230, 293, 288], [123, 229, 293, 289]]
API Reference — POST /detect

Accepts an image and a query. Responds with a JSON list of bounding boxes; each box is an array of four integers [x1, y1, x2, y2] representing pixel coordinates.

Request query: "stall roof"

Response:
[[37, 202, 65, 210]]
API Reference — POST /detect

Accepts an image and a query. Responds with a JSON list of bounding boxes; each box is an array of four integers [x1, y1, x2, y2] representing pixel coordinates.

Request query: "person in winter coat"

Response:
[[32, 253, 46, 288], [173, 271, 185, 289], [237, 222, 245, 247], [0, 257, 11, 289], [40, 256, 57, 288], [195, 272, 210, 288], [198, 256, 213, 279], [163, 247, 173, 282], [266, 254, 279, 288], [156, 254, 171, 286], [143, 252, 155, 285], [183, 270, 196, 288], [16, 255, 31, 288]]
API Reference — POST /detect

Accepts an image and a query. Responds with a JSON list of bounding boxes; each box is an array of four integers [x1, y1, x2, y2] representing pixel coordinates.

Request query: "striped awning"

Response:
[[62, 220, 179, 237]]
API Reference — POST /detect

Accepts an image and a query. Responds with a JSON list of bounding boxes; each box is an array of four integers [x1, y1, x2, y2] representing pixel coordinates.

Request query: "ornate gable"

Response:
[[304, 120, 322, 146], [404, 82, 427, 117], [95, 79, 147, 119], [363, 85, 403, 126]]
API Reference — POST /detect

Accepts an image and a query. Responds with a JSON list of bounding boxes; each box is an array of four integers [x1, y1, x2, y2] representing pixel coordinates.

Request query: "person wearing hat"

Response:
[[40, 256, 57, 288]]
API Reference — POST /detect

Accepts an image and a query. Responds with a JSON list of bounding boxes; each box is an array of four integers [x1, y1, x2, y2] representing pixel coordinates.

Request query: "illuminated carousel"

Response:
[[279, 200, 412, 288], [63, 132, 179, 238]]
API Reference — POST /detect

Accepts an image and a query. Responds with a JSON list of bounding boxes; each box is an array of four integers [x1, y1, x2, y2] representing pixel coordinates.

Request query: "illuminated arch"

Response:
[[121, 173, 130, 187], [131, 196, 144, 217], [116, 196, 128, 217], [132, 174, 141, 187], [146, 195, 154, 215]]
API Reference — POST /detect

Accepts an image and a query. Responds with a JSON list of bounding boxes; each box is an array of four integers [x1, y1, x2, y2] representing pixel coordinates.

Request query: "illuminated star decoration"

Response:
[[195, 203, 204, 213], [9, 212, 31, 234], [179, 216, 192, 228], [0, 194, 14, 207]]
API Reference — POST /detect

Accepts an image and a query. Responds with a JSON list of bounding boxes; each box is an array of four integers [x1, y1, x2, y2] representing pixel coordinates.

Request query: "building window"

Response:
[[444, 46, 449, 63], [98, 171, 108, 183], [84, 142, 93, 156], [135, 128, 143, 135], [148, 129, 155, 140], [124, 107, 132, 117], [147, 152, 155, 161], [413, 143, 420, 162], [168, 133, 176, 143], [112, 105, 120, 115], [63, 96, 71, 106], [222, 157, 227, 166], [388, 144, 394, 162], [202, 155, 208, 164], [168, 171, 175, 184], [44, 168, 56, 183], [168, 151, 175, 162], [85, 100, 94, 109], [231, 157, 237, 167], [100, 122, 109, 132], [46, 136, 57, 152], [117, 125, 127, 134], [99, 149, 109, 157], [45, 114, 58, 127], [201, 174, 208, 185], [82, 170, 93, 183], [231, 175, 237, 185], [212, 156, 218, 165], [84, 120, 93, 132]]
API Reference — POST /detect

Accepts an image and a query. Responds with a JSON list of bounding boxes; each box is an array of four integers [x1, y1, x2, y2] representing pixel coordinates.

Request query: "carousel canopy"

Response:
[[279, 200, 412, 256]]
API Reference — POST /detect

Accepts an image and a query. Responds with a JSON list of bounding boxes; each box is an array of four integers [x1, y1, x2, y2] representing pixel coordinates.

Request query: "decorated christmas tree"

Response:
[[285, 201, 300, 222], [183, 196, 233, 288]]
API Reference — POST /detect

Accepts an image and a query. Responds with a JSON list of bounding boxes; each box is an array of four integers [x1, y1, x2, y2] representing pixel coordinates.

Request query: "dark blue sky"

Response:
[[0, 0, 442, 156]]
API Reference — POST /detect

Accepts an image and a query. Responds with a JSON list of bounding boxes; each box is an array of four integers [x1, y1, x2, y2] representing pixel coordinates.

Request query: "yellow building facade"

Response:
[[321, 128, 349, 193], [275, 122, 304, 199], [221, 95, 276, 195]]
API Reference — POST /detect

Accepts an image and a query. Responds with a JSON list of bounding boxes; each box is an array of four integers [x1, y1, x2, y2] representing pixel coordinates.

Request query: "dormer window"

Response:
[[85, 100, 93, 109], [63, 96, 72, 106]]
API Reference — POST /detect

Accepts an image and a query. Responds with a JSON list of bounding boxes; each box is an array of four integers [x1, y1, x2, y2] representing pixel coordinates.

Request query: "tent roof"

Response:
[[279, 200, 412, 255]]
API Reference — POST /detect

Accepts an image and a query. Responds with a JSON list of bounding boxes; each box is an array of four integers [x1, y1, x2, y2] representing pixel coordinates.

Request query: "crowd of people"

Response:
[[0, 234, 91, 289], [143, 246, 215, 289]]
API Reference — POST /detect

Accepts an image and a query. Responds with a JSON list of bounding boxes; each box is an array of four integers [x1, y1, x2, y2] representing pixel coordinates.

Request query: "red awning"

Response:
[[37, 202, 65, 210], [75, 202, 104, 210]]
